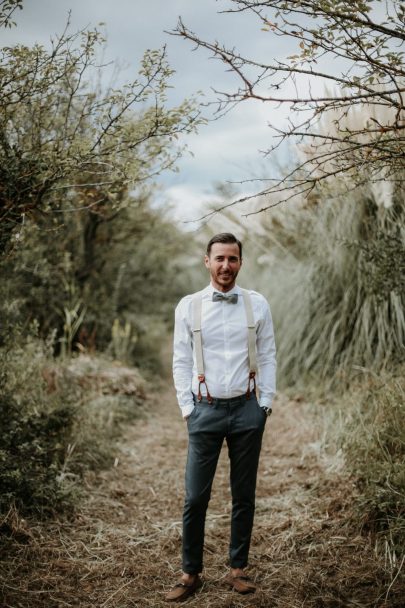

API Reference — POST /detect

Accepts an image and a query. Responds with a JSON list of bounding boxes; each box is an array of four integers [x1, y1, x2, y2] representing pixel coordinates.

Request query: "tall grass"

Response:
[[342, 370, 405, 553], [317, 368, 405, 556], [254, 185, 405, 386]]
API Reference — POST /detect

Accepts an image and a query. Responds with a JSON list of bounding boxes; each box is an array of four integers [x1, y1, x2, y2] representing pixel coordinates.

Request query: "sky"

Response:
[[1, 0, 309, 227]]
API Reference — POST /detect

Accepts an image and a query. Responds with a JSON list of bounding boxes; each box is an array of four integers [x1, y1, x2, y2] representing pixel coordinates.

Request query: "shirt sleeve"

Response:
[[256, 299, 277, 409], [172, 298, 195, 418]]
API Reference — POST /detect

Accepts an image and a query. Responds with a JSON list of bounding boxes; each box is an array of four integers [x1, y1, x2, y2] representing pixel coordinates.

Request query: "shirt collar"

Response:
[[206, 283, 242, 296]]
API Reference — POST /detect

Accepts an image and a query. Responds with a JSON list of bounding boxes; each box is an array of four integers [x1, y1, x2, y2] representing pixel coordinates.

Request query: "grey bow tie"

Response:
[[212, 292, 238, 304]]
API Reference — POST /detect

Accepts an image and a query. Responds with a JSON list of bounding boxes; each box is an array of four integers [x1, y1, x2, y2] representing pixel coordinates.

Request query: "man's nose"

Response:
[[222, 258, 230, 269]]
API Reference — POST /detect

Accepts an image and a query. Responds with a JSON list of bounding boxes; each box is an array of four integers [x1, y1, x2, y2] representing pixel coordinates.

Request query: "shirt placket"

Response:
[[223, 301, 231, 396]]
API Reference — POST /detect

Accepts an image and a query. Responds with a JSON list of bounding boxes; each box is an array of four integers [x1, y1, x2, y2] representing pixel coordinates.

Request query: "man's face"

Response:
[[204, 242, 242, 292]]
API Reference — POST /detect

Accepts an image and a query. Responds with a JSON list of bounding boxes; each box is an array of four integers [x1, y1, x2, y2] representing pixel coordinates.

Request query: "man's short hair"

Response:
[[206, 233, 242, 259]]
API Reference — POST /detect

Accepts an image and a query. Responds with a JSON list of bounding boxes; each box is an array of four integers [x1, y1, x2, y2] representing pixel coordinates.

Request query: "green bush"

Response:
[[0, 197, 199, 367], [0, 330, 78, 515], [0, 388, 76, 515], [340, 370, 405, 552], [0, 328, 146, 518]]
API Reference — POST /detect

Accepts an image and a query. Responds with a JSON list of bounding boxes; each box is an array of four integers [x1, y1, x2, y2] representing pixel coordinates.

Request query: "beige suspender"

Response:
[[192, 294, 204, 376], [241, 288, 257, 397], [192, 293, 212, 402], [192, 289, 257, 402], [241, 288, 257, 375]]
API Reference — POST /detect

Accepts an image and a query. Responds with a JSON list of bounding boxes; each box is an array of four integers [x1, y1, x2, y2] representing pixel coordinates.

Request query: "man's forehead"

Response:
[[209, 243, 240, 256]]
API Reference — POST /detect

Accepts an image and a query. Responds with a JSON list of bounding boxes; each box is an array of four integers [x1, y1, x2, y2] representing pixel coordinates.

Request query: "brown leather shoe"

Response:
[[224, 573, 257, 594], [165, 575, 202, 602]]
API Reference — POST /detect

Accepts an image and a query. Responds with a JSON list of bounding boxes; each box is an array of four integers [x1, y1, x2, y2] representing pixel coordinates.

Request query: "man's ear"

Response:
[[204, 255, 210, 269]]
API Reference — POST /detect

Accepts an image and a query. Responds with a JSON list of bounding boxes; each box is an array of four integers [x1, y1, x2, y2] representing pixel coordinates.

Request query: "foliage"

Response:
[[333, 369, 405, 554], [0, 327, 146, 517], [174, 0, 405, 210], [253, 185, 405, 384], [0, 329, 77, 515], [0, 0, 22, 28], [0, 193, 199, 366], [0, 20, 201, 254], [110, 319, 136, 364], [60, 300, 86, 357]]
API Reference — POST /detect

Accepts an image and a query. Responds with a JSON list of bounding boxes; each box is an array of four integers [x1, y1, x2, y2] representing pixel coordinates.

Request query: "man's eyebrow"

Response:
[[214, 255, 239, 261]]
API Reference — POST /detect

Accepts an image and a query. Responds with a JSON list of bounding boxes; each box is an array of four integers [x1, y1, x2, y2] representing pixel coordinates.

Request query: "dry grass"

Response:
[[1, 388, 404, 608]]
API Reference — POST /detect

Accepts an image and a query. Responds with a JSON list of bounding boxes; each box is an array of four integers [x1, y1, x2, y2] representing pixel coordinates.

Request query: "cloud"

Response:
[[157, 183, 212, 229]]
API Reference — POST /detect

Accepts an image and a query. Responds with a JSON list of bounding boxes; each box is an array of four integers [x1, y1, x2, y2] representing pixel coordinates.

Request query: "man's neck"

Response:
[[210, 282, 237, 293]]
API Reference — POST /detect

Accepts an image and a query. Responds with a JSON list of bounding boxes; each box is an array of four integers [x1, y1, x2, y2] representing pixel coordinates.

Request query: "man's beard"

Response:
[[218, 271, 237, 282]]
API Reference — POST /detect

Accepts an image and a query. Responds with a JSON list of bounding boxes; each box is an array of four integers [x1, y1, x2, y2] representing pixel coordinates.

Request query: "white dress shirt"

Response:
[[173, 283, 276, 418]]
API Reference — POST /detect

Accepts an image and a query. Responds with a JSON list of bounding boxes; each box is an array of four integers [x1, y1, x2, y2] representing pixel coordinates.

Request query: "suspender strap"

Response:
[[192, 294, 204, 376], [241, 289, 257, 398], [241, 289, 257, 373], [192, 294, 212, 403]]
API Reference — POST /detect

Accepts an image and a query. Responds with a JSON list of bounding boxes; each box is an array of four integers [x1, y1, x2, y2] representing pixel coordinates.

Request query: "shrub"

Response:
[[0, 389, 76, 516], [0, 330, 78, 515], [340, 369, 405, 553], [0, 328, 146, 518]]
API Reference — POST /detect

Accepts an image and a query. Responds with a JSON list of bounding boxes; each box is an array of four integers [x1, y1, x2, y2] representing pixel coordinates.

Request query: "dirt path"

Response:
[[1, 385, 400, 608]]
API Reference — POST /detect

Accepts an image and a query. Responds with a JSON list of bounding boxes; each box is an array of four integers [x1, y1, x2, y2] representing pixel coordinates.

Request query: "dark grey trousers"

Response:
[[182, 392, 266, 574]]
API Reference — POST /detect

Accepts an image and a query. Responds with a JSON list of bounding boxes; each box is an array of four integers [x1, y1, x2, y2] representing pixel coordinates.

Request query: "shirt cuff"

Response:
[[258, 397, 273, 409], [180, 403, 195, 418]]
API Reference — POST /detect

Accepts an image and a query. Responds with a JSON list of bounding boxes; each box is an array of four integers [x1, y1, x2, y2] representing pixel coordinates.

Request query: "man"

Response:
[[166, 232, 276, 602]]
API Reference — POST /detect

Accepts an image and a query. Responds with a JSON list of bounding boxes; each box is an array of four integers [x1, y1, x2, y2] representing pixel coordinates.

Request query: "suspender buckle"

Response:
[[246, 370, 256, 399], [197, 374, 213, 404]]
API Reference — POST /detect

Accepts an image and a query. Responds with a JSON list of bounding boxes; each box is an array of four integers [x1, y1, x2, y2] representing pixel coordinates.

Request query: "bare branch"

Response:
[[171, 0, 405, 213]]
